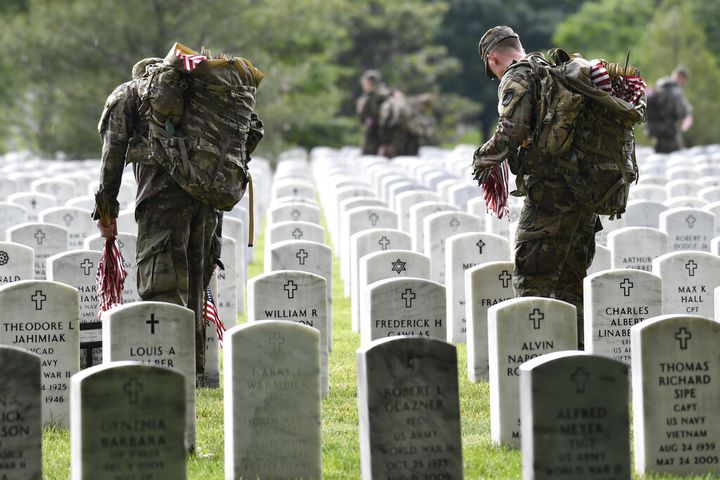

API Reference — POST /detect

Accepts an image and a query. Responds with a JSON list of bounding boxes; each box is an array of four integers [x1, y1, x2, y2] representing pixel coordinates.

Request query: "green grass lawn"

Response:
[[42, 218, 715, 479]]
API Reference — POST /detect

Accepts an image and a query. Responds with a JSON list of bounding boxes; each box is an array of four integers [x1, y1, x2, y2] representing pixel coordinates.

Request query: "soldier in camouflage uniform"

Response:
[[356, 69, 390, 155], [378, 89, 421, 157], [645, 67, 692, 153], [94, 58, 223, 386], [472, 26, 601, 346]]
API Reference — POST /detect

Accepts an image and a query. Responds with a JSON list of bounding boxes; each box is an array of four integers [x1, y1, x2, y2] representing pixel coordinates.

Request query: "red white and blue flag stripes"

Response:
[[204, 286, 226, 347]]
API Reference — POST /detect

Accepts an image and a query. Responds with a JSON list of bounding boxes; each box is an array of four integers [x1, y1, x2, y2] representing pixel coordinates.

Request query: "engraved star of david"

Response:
[[391, 259, 407, 275]]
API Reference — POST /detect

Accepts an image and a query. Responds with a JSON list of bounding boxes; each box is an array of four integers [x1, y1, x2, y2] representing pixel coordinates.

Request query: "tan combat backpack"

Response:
[[520, 50, 646, 220], [138, 43, 264, 212]]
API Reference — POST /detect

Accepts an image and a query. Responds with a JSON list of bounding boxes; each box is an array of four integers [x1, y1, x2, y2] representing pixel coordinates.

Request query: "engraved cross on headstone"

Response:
[[620, 278, 634, 296], [685, 260, 698, 277], [31, 290, 46, 310], [292, 228, 303, 240], [296, 249, 309, 265], [30, 199, 37, 210], [401, 288, 416, 308], [675, 327, 692, 350], [34, 230, 46, 245], [62, 213, 74, 226], [449, 217, 460, 232], [291, 209, 301, 221], [123, 378, 144, 405], [80, 259, 94, 275], [476, 239, 486, 255], [146, 314, 159, 335], [378, 236, 390, 250], [269, 332, 286, 353], [498, 270, 512, 288], [368, 212, 379, 226], [686, 215, 696, 229], [529, 308, 544, 329], [284, 280, 298, 299], [570, 367, 590, 394]]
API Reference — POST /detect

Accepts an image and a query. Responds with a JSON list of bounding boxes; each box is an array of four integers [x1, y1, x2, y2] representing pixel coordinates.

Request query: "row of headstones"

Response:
[[7, 312, 715, 479], [0, 318, 322, 479]]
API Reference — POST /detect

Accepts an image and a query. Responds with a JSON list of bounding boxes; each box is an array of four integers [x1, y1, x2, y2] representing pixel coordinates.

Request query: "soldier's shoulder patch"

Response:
[[501, 90, 514, 106], [497, 77, 529, 116]]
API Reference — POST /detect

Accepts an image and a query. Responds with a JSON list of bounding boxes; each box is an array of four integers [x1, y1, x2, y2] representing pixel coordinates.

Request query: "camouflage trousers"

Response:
[[513, 182, 600, 348], [135, 185, 218, 385]]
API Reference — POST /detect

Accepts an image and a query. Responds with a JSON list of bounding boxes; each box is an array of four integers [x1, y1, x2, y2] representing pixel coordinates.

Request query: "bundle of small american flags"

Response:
[[590, 61, 646, 105], [204, 286, 226, 347], [175, 48, 206, 72], [481, 159, 510, 219], [96, 238, 127, 316]]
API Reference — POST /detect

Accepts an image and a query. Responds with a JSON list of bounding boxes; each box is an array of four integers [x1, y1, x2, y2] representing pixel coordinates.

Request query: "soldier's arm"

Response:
[[93, 83, 136, 221], [472, 71, 534, 182]]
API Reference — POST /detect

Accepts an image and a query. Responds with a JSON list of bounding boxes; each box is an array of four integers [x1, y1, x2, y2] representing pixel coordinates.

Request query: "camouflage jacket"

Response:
[[95, 80, 173, 219], [472, 56, 568, 194]]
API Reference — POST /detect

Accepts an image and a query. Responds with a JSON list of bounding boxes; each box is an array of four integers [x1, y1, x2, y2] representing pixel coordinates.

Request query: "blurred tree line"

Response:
[[0, 0, 717, 158]]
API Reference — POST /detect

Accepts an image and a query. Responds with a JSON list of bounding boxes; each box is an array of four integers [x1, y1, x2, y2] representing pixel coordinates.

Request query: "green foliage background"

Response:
[[0, 0, 717, 158]]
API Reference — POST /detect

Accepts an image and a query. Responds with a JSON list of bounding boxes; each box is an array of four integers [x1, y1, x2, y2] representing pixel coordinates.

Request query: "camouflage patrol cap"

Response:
[[478, 26, 519, 79], [360, 69, 382, 84], [131, 57, 163, 80]]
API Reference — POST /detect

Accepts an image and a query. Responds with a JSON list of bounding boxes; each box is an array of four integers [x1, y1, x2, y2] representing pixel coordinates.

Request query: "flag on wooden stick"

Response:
[[204, 286, 226, 347]]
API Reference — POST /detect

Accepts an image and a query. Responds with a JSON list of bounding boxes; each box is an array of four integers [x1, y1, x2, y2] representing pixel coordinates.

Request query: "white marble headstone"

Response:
[[224, 321, 321, 479], [631, 315, 720, 476], [0, 241, 34, 285], [0, 280, 79, 426], [357, 337, 463, 480], [0, 346, 42, 479], [660, 207, 714, 252], [7, 223, 69, 280], [465, 261, 514, 382], [423, 211, 482, 284], [39, 207, 95, 250], [652, 251, 720, 317], [248, 270, 329, 395], [361, 277, 446, 346], [102, 302, 196, 451], [488, 297, 577, 447], [446, 232, 509, 344], [356, 250, 431, 334], [70, 362, 187, 478], [608, 227, 668, 272], [584, 269, 662, 364]]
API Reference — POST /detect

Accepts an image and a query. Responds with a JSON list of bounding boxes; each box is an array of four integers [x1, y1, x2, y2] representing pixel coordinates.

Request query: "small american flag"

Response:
[[481, 160, 510, 219], [175, 48, 206, 71], [96, 238, 127, 316], [613, 75, 646, 105], [204, 286, 226, 347], [590, 62, 613, 93]]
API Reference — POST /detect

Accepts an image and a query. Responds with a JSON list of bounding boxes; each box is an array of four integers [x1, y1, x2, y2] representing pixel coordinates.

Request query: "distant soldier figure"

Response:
[[378, 89, 421, 157], [356, 69, 389, 155], [408, 92, 439, 147], [645, 66, 692, 153]]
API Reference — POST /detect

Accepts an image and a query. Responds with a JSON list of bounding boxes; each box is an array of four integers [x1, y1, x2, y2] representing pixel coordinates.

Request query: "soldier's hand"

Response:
[[97, 218, 118, 239]]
